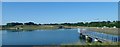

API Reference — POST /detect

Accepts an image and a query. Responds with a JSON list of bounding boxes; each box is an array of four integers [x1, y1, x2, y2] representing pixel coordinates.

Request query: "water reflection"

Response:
[[2, 29, 81, 45], [6, 29, 35, 32]]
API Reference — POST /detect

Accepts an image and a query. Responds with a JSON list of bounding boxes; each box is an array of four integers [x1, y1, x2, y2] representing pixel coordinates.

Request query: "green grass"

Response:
[[64, 26, 118, 35], [86, 27, 118, 35], [86, 42, 119, 45], [2, 25, 59, 30], [61, 41, 119, 45]]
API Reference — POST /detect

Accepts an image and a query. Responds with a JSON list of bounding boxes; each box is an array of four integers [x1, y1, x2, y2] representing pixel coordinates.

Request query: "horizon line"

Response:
[[1, 20, 119, 25]]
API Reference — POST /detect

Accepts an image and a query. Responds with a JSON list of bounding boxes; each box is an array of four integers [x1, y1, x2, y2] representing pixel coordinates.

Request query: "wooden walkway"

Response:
[[82, 33, 110, 42], [78, 28, 119, 42]]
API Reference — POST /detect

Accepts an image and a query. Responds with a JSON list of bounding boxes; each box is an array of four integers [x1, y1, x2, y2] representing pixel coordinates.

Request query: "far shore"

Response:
[[0, 25, 119, 35], [64, 26, 118, 35]]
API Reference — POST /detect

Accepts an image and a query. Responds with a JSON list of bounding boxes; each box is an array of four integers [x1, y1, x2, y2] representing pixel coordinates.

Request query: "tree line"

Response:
[[5, 21, 120, 28]]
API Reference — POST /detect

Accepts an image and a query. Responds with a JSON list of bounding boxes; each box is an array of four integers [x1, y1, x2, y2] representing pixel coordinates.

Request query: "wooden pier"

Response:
[[78, 28, 119, 43]]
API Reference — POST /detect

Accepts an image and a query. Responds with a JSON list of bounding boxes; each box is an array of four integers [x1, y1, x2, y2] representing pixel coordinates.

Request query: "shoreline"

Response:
[[0, 25, 119, 35], [64, 26, 119, 35]]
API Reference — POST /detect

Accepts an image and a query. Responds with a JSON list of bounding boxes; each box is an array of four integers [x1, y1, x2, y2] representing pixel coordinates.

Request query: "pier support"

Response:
[[94, 38, 102, 43], [79, 33, 102, 43]]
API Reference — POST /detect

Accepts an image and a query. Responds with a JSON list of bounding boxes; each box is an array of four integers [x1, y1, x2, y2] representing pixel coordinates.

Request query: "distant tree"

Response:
[[84, 22, 89, 27], [5, 21, 119, 28], [15, 22, 23, 25], [38, 24, 41, 25], [61, 23, 72, 26], [6, 22, 23, 26], [115, 21, 120, 28], [7, 23, 15, 26], [24, 22, 36, 25], [76, 22, 85, 26]]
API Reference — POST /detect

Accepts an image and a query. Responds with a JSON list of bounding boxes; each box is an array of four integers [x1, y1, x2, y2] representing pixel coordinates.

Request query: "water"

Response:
[[2, 29, 119, 45], [2, 29, 85, 45]]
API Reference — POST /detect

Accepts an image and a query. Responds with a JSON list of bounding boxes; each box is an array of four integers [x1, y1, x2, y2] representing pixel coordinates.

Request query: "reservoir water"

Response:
[[1, 29, 119, 45], [2, 29, 85, 45]]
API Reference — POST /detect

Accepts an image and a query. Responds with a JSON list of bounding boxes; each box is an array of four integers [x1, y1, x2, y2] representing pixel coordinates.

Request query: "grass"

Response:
[[61, 41, 119, 45], [64, 26, 119, 35], [2, 25, 59, 30], [61, 41, 84, 45], [86, 42, 119, 45], [85, 27, 118, 35]]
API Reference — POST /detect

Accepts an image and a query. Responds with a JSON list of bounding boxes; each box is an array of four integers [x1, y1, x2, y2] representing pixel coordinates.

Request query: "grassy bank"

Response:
[[64, 26, 119, 35], [86, 27, 118, 35], [61, 41, 119, 45], [1, 25, 59, 30]]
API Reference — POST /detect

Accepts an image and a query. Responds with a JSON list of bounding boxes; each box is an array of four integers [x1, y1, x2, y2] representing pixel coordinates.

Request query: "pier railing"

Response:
[[78, 28, 119, 42]]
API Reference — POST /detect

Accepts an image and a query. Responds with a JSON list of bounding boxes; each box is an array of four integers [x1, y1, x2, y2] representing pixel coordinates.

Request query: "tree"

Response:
[[6, 22, 23, 26], [24, 22, 36, 25], [76, 22, 85, 26]]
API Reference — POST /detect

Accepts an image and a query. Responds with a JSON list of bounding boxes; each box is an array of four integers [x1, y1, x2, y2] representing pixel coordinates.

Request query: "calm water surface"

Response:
[[2, 29, 85, 45], [2, 29, 119, 45]]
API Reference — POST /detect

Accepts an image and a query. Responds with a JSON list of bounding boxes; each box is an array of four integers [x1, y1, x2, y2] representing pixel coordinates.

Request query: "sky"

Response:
[[0, 2, 2, 47], [2, 2, 118, 25], [0, 2, 2, 25], [2, 0, 120, 2]]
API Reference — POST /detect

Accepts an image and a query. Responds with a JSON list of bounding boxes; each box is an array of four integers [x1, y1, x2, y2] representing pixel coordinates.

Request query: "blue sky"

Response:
[[0, 2, 2, 25], [2, 2, 118, 25], [2, 0, 120, 2]]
